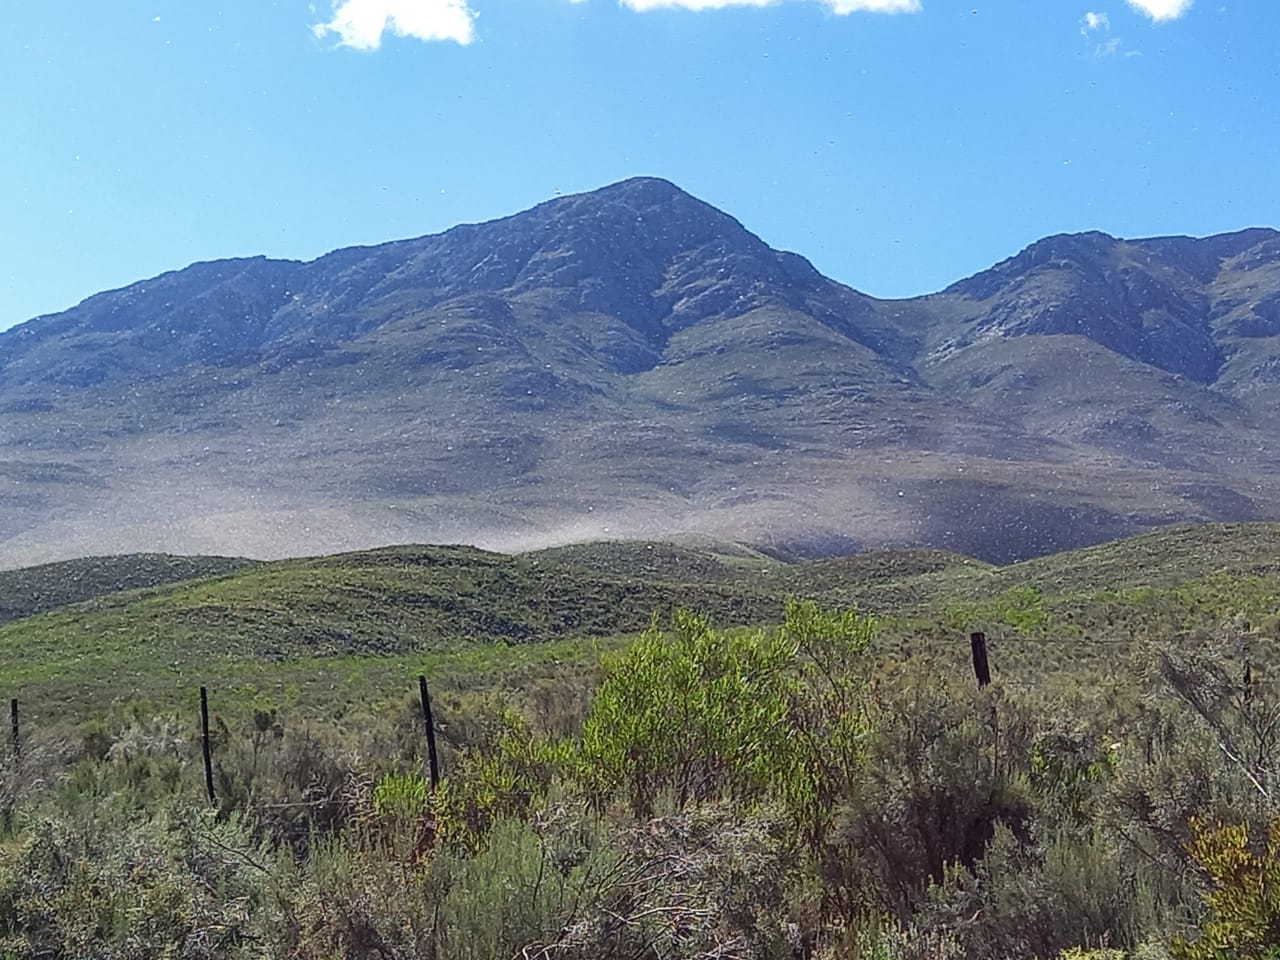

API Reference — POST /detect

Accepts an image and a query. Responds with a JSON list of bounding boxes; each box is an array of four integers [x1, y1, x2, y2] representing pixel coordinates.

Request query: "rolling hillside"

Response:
[[4, 522, 1279, 723]]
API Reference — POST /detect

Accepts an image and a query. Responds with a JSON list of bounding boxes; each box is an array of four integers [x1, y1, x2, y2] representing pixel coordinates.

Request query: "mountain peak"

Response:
[[522, 175, 734, 234], [321, 174, 823, 339], [935, 227, 1238, 382], [0, 175, 865, 394], [942, 231, 1120, 300], [582, 175, 689, 202]]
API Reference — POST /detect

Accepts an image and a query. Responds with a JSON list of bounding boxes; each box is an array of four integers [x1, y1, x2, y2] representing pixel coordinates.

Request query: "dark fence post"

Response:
[[1245, 660, 1255, 711], [200, 687, 216, 804], [970, 632, 992, 689], [9, 698, 18, 761], [418, 675, 440, 790]]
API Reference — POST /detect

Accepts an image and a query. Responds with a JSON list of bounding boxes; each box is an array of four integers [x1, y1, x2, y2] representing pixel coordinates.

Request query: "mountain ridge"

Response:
[[2, 177, 1278, 568]]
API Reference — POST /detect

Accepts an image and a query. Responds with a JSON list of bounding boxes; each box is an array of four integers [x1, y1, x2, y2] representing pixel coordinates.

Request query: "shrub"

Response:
[[575, 608, 806, 817], [1172, 816, 1280, 960], [0, 802, 275, 959], [574, 599, 876, 830], [829, 667, 1036, 920], [372, 770, 430, 825]]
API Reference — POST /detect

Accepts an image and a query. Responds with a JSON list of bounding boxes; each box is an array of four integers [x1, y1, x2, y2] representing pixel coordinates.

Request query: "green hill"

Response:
[[0, 553, 252, 626], [4, 522, 1280, 724]]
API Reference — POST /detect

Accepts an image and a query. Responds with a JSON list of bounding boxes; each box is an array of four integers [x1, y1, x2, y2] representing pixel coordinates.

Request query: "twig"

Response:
[[1219, 741, 1271, 800], [196, 826, 273, 875]]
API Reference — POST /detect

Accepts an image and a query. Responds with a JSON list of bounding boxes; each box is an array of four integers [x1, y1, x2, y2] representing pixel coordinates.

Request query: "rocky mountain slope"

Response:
[[2, 178, 1278, 566]]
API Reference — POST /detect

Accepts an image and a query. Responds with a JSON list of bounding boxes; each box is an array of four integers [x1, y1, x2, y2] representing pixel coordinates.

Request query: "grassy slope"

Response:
[[0, 543, 782, 722], [993, 522, 1280, 592], [4, 522, 1280, 724], [0, 553, 252, 626]]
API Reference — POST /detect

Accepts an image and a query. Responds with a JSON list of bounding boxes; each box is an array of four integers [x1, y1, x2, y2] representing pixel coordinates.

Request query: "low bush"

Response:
[[5, 601, 1280, 958]]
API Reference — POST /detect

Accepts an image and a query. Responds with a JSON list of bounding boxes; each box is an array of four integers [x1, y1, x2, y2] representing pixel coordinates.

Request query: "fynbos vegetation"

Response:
[[4, 527, 1280, 957]]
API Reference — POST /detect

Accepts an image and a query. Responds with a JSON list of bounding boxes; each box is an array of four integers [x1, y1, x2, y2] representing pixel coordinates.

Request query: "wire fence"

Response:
[[3, 630, 1271, 803], [4, 673, 445, 808]]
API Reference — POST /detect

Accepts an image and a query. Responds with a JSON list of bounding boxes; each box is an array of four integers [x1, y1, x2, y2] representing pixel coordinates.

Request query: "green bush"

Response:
[[574, 599, 875, 831], [372, 770, 430, 824], [1171, 817, 1280, 960], [0, 802, 275, 959]]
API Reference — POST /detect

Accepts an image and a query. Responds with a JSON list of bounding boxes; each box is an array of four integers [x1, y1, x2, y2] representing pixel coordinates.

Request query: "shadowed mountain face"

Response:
[[2, 177, 1279, 566]]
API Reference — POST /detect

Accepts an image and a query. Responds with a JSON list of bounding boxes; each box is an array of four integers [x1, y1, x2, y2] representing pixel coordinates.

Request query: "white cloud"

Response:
[[313, 0, 917, 48], [312, 0, 476, 49], [823, 0, 921, 10], [620, 0, 920, 12], [1081, 10, 1110, 34], [1125, 0, 1192, 21], [621, 0, 771, 9], [1079, 9, 1127, 55]]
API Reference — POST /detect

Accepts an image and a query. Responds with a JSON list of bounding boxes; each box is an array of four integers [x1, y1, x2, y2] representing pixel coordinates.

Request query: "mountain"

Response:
[[909, 228, 1280, 471], [2, 177, 1279, 566]]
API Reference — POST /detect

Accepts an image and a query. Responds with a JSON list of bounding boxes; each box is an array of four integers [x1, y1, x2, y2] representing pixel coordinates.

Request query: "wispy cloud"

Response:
[[1081, 10, 1110, 34], [826, 0, 921, 11], [1125, 0, 1192, 21], [312, 0, 477, 49], [1080, 10, 1125, 57], [620, 0, 920, 12], [620, 0, 771, 9]]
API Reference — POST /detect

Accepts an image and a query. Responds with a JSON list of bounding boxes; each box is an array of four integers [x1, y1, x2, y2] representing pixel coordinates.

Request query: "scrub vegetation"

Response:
[[3, 522, 1280, 957]]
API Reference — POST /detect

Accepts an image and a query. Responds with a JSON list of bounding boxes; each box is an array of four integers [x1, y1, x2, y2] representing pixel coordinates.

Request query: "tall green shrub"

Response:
[[575, 599, 875, 831]]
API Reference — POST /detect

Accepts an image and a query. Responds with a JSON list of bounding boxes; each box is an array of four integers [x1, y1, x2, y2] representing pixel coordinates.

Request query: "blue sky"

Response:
[[2, 0, 1274, 329]]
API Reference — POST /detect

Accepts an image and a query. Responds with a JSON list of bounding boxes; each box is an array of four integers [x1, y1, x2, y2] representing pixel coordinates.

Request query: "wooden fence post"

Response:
[[200, 687, 216, 804], [970, 632, 992, 689], [418, 675, 440, 790], [9, 698, 17, 761]]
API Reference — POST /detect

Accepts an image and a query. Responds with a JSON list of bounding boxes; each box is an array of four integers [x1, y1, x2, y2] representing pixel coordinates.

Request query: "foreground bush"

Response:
[[2, 603, 1277, 958], [1172, 816, 1280, 960], [0, 803, 273, 958]]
